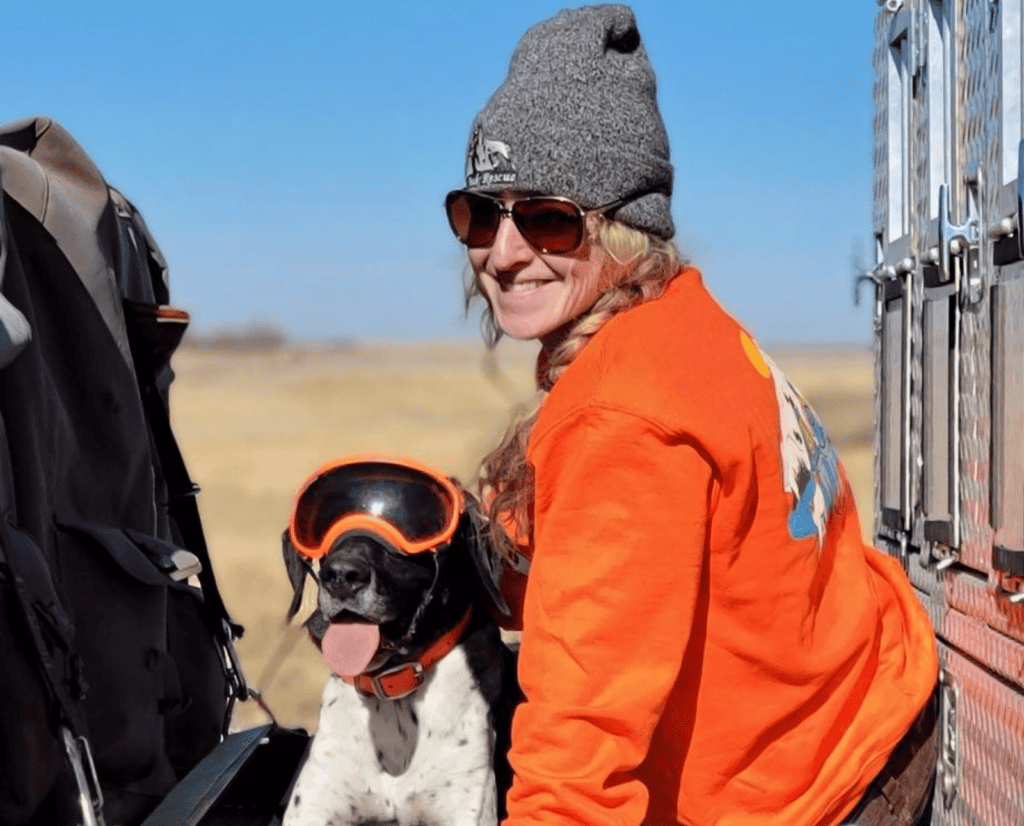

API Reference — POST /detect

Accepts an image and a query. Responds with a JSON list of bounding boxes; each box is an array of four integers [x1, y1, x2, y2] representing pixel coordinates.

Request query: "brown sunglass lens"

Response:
[[447, 192, 501, 247], [513, 199, 584, 254]]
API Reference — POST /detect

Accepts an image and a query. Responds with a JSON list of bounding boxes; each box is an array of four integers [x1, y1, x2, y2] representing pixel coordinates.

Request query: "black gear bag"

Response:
[[0, 116, 246, 826]]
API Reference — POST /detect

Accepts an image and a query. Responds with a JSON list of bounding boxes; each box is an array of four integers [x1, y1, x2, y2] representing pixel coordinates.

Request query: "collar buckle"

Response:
[[370, 660, 425, 700]]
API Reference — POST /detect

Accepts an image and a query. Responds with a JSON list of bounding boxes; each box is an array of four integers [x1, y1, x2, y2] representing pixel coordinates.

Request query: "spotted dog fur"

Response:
[[284, 630, 505, 826], [281, 519, 518, 826]]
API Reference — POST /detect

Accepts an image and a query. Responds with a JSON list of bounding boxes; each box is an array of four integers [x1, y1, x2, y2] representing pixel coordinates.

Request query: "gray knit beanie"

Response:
[[463, 4, 674, 240]]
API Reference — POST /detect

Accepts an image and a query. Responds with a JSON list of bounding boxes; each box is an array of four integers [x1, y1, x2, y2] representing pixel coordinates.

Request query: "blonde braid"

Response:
[[475, 219, 684, 560]]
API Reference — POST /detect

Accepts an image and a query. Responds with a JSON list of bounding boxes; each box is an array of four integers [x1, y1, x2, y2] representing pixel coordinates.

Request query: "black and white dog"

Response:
[[280, 499, 519, 826]]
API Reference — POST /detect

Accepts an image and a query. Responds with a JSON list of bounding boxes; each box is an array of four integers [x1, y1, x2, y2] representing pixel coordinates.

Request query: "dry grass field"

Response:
[[169, 338, 874, 733]]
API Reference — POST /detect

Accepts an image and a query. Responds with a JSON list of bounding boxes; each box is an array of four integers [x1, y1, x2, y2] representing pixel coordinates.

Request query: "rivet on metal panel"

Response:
[[882, 0, 904, 12]]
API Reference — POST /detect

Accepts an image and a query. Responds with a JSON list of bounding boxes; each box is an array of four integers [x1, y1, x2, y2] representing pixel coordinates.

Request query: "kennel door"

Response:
[[880, 274, 911, 538], [991, 268, 1024, 581], [921, 263, 958, 549]]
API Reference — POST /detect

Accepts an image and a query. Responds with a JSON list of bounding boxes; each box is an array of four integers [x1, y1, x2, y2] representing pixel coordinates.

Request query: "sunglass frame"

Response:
[[444, 190, 635, 254]]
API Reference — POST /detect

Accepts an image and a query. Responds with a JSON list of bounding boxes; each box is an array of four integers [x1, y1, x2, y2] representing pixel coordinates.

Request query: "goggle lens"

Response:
[[290, 459, 462, 558], [444, 191, 586, 254]]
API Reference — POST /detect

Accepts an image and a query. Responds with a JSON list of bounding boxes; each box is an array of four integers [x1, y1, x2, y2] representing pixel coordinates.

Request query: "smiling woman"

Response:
[[467, 197, 612, 345], [440, 5, 940, 826], [445, 187, 675, 345]]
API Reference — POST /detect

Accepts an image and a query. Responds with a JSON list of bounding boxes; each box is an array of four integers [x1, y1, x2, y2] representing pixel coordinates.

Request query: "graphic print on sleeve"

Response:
[[741, 332, 842, 546]]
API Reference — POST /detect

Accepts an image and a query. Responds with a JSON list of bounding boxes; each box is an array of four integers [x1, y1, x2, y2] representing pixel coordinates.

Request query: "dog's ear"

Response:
[[461, 493, 511, 618], [281, 531, 311, 622]]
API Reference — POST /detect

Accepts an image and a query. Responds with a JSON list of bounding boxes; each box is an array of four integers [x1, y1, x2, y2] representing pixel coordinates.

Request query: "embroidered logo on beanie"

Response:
[[466, 125, 517, 189], [459, 4, 675, 240]]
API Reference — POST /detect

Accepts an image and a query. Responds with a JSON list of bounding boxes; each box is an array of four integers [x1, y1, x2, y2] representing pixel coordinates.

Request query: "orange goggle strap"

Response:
[[288, 456, 464, 560]]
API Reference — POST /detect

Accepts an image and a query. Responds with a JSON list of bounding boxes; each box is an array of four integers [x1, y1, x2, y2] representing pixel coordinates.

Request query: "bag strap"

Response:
[[138, 380, 249, 707], [139, 724, 310, 826], [139, 724, 273, 826], [0, 520, 77, 723], [119, 291, 248, 712], [0, 520, 108, 825]]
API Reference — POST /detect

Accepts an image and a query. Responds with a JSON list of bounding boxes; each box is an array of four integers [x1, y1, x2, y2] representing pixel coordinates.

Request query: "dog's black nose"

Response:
[[319, 557, 372, 596]]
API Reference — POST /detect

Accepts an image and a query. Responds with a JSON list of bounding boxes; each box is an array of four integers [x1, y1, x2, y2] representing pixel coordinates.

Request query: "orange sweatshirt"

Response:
[[499, 268, 938, 826]]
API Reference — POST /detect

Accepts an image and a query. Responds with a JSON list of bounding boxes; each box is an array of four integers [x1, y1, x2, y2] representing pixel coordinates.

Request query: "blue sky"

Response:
[[2, 1, 878, 345]]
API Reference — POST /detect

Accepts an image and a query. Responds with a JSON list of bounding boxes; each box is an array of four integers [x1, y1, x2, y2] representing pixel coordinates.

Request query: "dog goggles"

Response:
[[288, 456, 464, 560], [444, 189, 637, 255]]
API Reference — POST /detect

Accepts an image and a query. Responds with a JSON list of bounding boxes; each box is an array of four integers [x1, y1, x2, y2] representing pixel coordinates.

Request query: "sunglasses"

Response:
[[444, 190, 635, 254], [288, 456, 464, 560]]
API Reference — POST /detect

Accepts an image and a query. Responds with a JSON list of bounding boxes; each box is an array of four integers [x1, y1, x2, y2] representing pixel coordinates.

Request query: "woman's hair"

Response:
[[469, 216, 683, 560]]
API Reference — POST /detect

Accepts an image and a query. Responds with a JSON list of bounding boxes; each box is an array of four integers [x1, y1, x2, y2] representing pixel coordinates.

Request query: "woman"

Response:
[[443, 6, 939, 826]]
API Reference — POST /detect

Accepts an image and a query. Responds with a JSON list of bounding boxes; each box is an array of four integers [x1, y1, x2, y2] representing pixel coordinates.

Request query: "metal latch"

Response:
[[997, 574, 1024, 604], [938, 179, 983, 304], [61, 726, 107, 826], [854, 262, 896, 330], [930, 545, 959, 571]]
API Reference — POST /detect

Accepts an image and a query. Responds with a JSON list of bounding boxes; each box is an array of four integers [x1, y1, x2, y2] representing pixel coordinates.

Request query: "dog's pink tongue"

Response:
[[322, 622, 381, 678]]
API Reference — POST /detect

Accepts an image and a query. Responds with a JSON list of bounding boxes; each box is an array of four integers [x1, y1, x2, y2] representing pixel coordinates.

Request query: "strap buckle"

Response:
[[371, 661, 425, 700], [221, 619, 249, 702]]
